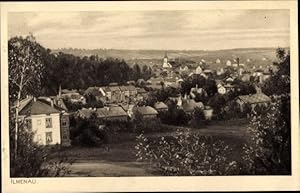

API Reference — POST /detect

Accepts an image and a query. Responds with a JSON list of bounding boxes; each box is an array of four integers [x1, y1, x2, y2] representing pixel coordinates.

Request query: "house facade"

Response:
[[17, 97, 71, 146]]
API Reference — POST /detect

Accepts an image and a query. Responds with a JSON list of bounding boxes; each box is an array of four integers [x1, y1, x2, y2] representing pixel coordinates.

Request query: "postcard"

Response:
[[1, 1, 299, 192]]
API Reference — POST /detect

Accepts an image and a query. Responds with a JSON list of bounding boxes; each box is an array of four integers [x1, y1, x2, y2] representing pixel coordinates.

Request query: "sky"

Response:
[[8, 10, 290, 50]]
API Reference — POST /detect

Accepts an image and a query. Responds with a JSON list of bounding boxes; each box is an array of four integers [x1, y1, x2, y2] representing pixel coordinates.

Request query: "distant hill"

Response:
[[52, 47, 289, 69]]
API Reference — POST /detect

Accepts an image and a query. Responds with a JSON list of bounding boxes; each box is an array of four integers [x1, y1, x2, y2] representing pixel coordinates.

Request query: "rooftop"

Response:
[[96, 106, 128, 118], [133, 106, 158, 115], [182, 99, 204, 112], [154, 102, 168, 110], [238, 93, 271, 104], [19, 98, 61, 116]]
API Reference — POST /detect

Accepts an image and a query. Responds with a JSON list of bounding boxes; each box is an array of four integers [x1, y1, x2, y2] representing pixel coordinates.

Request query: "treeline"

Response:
[[41, 52, 152, 96]]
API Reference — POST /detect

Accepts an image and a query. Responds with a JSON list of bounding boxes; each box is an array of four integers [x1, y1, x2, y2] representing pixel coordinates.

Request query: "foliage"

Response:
[[241, 48, 291, 175], [70, 114, 135, 145], [37, 50, 153, 96], [158, 102, 190, 126], [132, 111, 161, 133], [262, 48, 290, 96], [62, 94, 104, 112], [135, 132, 239, 176], [70, 114, 108, 146], [9, 34, 47, 100], [8, 34, 70, 177], [207, 94, 226, 120], [180, 75, 206, 95], [241, 97, 291, 174], [9, 118, 72, 177], [190, 107, 206, 128]]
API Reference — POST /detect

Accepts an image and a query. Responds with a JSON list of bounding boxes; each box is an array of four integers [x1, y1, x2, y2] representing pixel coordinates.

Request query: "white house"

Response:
[[226, 60, 232, 66], [217, 84, 226, 95], [195, 66, 202, 74], [17, 96, 71, 146]]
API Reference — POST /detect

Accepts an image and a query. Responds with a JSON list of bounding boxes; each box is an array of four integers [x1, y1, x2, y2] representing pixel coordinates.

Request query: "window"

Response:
[[25, 119, 32, 129], [61, 120, 67, 127], [37, 119, 41, 125], [45, 132, 53, 144], [45, 118, 52, 128]]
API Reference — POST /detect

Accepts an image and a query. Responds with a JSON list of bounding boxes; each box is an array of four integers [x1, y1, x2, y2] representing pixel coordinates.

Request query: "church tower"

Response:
[[162, 52, 172, 68]]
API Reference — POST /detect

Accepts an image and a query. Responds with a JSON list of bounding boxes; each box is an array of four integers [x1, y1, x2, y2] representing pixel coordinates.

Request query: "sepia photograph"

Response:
[[1, 1, 299, 192]]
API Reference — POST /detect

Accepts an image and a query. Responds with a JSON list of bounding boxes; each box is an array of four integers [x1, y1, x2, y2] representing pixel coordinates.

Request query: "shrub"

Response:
[[158, 103, 191, 126], [241, 96, 291, 174], [135, 131, 239, 176], [190, 107, 206, 128], [10, 119, 72, 177]]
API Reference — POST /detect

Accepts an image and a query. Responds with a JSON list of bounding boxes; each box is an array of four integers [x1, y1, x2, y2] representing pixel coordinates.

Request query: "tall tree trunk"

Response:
[[14, 73, 23, 166]]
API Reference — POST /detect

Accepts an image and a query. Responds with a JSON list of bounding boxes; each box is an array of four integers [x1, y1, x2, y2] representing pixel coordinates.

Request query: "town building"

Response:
[[154, 102, 168, 112], [17, 96, 71, 146], [226, 60, 232, 66], [217, 84, 226, 95], [133, 106, 158, 119], [190, 84, 207, 99], [77, 108, 96, 119], [85, 86, 107, 102], [180, 99, 204, 114], [195, 66, 203, 74], [162, 52, 172, 68], [96, 106, 128, 121], [60, 88, 86, 104], [136, 87, 148, 101], [236, 93, 271, 112]]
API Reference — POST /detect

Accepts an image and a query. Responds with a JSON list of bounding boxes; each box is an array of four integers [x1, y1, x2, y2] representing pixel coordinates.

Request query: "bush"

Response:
[[70, 114, 108, 147], [10, 119, 72, 177], [158, 102, 191, 126], [241, 96, 291, 174], [135, 131, 239, 176], [190, 107, 206, 128]]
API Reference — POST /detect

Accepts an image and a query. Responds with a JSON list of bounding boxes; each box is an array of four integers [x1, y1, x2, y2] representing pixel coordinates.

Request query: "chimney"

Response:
[[236, 58, 240, 66], [58, 84, 62, 98], [33, 97, 36, 102], [50, 100, 54, 107], [196, 84, 198, 89]]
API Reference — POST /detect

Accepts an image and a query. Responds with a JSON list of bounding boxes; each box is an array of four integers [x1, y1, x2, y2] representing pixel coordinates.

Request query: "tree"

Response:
[[9, 34, 46, 165], [132, 64, 142, 81], [242, 97, 291, 174], [262, 48, 290, 96], [242, 48, 291, 174], [207, 94, 226, 120], [191, 107, 206, 128], [203, 79, 217, 96]]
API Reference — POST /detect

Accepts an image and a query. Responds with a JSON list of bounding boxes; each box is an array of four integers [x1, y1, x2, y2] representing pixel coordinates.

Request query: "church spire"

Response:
[[164, 52, 168, 58]]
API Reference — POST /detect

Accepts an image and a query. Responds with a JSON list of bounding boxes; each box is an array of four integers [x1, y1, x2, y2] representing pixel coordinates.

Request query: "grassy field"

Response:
[[58, 119, 250, 177]]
